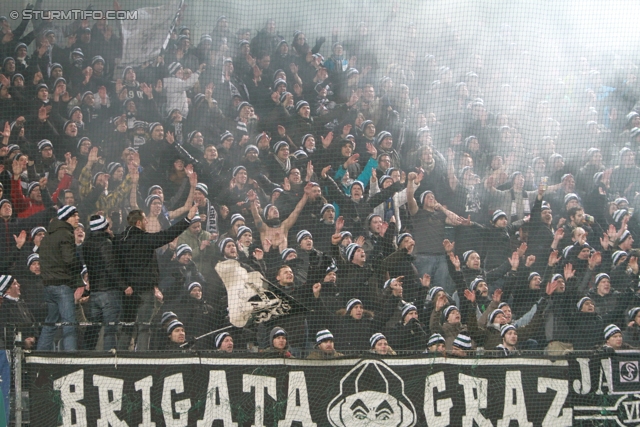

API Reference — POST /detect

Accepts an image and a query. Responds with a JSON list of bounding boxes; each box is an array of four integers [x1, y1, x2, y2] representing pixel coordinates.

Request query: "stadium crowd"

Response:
[[2, 3, 640, 357]]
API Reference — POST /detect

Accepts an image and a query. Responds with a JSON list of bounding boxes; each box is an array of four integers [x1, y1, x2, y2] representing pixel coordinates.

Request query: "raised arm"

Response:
[[248, 190, 267, 233], [281, 183, 312, 231], [169, 165, 196, 219], [406, 170, 422, 216]]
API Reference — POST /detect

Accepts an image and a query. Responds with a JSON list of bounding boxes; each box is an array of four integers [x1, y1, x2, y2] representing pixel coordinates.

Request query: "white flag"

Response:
[[120, 2, 179, 67]]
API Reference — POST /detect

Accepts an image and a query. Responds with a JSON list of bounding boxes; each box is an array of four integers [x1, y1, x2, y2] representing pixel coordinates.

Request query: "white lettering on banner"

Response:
[[458, 373, 493, 427], [573, 358, 592, 394], [162, 373, 191, 427], [197, 371, 237, 427], [278, 372, 316, 427], [93, 375, 128, 427], [497, 371, 532, 427], [423, 372, 453, 427], [243, 374, 277, 427], [53, 369, 87, 427], [537, 378, 572, 426], [596, 358, 613, 395], [623, 398, 640, 423], [134, 376, 155, 427]]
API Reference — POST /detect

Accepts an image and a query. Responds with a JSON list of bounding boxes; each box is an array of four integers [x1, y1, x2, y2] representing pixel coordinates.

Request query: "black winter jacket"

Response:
[[39, 218, 83, 286]]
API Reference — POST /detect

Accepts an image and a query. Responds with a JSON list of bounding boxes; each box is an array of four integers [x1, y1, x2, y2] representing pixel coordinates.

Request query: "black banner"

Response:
[[25, 352, 640, 426]]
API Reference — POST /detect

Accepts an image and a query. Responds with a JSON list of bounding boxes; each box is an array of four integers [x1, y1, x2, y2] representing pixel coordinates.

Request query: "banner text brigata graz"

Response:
[[25, 352, 640, 426]]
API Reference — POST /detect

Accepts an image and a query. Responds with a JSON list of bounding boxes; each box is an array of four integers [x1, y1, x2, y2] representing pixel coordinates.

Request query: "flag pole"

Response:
[[161, 0, 185, 54]]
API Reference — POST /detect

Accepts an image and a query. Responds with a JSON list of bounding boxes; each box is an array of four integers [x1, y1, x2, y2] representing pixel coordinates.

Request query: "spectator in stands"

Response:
[[82, 215, 126, 351], [214, 332, 234, 353], [165, 319, 186, 350], [427, 333, 446, 355], [37, 205, 83, 351], [496, 324, 520, 356], [115, 204, 198, 351], [0, 275, 37, 349], [307, 329, 343, 359], [370, 333, 395, 355], [265, 326, 293, 357]]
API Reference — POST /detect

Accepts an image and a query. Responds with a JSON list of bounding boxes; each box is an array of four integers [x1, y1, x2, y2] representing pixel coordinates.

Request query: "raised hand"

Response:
[[283, 177, 291, 191], [564, 263, 575, 280], [312, 282, 322, 298], [380, 221, 389, 237], [335, 216, 344, 233], [492, 289, 503, 303], [165, 131, 175, 144], [88, 146, 100, 164], [345, 153, 359, 167], [525, 255, 536, 267], [13, 230, 27, 249], [508, 251, 520, 270], [464, 289, 476, 303], [420, 273, 431, 288], [449, 252, 461, 270], [588, 251, 602, 269], [516, 242, 528, 258], [355, 235, 365, 246], [187, 204, 198, 220], [321, 165, 331, 179], [443, 239, 455, 254], [321, 131, 333, 148], [553, 228, 564, 241], [366, 142, 377, 158], [548, 250, 560, 266]]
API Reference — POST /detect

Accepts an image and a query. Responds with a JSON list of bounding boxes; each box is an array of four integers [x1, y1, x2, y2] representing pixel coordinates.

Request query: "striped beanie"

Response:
[[428, 286, 444, 301], [594, 273, 610, 288], [57, 205, 77, 221], [236, 226, 252, 240], [30, 226, 46, 240], [346, 298, 362, 313], [0, 275, 13, 295], [215, 332, 231, 348], [427, 333, 445, 347], [453, 334, 472, 350], [218, 237, 234, 254], [167, 320, 184, 334], [281, 248, 297, 260], [345, 243, 361, 262], [604, 324, 621, 341], [500, 324, 516, 338], [401, 303, 417, 319], [315, 329, 334, 345], [577, 296, 593, 311], [370, 333, 386, 348], [27, 253, 39, 267], [175, 244, 192, 258], [89, 215, 109, 232], [195, 183, 208, 196], [296, 230, 312, 243], [488, 309, 505, 324], [442, 305, 459, 322], [230, 213, 245, 226]]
